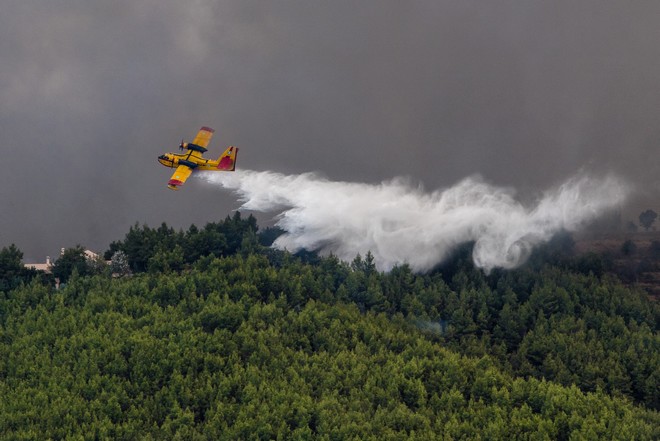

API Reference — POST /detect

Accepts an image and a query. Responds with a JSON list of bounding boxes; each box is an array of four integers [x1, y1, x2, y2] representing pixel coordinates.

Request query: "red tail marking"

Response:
[[218, 157, 234, 170]]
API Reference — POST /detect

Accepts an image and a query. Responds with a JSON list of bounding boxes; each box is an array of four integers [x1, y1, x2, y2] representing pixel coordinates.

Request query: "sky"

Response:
[[2, 1, 659, 261]]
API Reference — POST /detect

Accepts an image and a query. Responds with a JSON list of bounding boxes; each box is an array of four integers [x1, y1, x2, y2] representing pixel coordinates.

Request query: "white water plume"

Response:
[[199, 170, 629, 272]]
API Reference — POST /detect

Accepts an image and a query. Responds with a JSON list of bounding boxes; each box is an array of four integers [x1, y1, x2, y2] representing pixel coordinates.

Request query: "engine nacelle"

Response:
[[186, 143, 208, 153], [178, 159, 199, 169]]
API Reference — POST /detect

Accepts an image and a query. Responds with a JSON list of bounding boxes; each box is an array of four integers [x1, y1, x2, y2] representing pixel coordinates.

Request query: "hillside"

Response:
[[1, 259, 658, 440], [1, 216, 659, 439]]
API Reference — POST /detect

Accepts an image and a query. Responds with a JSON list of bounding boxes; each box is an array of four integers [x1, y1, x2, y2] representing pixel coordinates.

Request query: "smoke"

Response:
[[199, 170, 630, 272]]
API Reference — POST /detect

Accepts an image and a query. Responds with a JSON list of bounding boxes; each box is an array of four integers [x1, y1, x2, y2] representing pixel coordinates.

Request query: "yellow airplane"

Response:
[[158, 126, 238, 190]]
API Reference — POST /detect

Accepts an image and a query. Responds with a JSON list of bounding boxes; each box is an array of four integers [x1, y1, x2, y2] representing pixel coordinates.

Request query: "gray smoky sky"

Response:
[[1, 1, 659, 261]]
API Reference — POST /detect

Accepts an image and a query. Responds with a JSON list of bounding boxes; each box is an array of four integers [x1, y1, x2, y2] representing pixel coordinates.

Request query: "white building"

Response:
[[24, 256, 53, 273], [24, 248, 105, 274]]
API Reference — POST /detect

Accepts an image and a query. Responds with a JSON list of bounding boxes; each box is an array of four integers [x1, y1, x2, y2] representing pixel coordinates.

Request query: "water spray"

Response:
[[199, 170, 629, 272]]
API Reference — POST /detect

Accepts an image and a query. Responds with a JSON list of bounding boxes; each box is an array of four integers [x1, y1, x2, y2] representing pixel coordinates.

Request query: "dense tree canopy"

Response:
[[51, 245, 106, 284], [0, 244, 39, 292], [1, 214, 659, 439], [104, 213, 259, 273]]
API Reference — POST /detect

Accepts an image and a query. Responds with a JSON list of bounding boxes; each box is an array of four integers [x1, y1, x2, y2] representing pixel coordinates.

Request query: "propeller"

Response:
[[179, 139, 185, 151]]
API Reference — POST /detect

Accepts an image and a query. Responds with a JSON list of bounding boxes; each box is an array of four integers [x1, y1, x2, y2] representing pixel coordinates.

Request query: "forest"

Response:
[[1, 213, 659, 439]]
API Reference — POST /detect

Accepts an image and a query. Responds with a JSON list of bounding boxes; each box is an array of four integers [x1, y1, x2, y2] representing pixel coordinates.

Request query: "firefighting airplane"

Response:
[[158, 126, 238, 190]]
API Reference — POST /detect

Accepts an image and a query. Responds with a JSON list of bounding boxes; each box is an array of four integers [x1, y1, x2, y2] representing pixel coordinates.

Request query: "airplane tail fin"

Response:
[[217, 146, 238, 171]]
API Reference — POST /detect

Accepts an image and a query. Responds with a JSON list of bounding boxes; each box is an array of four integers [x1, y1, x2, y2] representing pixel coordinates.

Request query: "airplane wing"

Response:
[[167, 164, 194, 190], [191, 127, 215, 149]]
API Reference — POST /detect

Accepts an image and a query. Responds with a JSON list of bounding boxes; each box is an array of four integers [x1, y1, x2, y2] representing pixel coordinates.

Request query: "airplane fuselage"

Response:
[[157, 150, 223, 171]]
